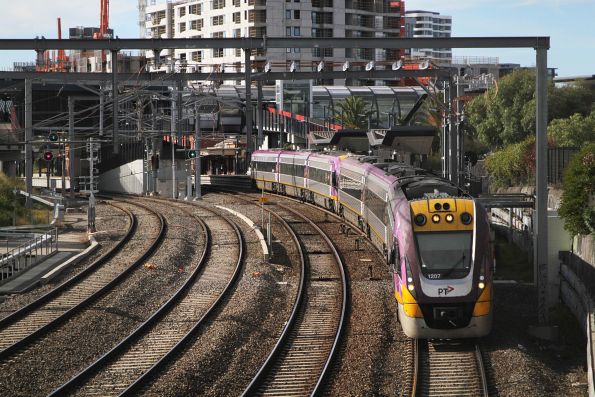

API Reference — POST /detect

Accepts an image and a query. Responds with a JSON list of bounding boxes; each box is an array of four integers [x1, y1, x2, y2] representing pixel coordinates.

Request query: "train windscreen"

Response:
[[415, 231, 472, 279]]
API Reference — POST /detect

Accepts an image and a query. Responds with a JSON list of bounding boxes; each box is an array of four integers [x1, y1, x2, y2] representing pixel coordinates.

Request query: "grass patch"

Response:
[[493, 232, 533, 282]]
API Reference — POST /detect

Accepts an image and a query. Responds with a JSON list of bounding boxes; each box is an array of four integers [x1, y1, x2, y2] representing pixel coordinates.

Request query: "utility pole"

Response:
[[244, 49, 253, 171], [257, 80, 263, 150], [24, 79, 33, 208], [68, 96, 75, 198], [194, 102, 202, 200], [111, 50, 119, 154]]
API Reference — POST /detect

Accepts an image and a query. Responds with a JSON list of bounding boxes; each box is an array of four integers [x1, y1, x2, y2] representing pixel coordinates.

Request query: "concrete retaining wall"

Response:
[[98, 159, 144, 195]]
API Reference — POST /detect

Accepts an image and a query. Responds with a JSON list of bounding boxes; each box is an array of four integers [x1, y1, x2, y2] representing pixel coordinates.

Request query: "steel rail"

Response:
[[118, 199, 245, 396], [413, 339, 489, 397], [233, 192, 347, 396], [48, 201, 214, 396], [0, 199, 165, 361], [239, 195, 307, 396]]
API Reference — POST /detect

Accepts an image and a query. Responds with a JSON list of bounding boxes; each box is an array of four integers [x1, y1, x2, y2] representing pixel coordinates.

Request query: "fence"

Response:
[[548, 147, 579, 185], [0, 228, 58, 282], [559, 251, 595, 397]]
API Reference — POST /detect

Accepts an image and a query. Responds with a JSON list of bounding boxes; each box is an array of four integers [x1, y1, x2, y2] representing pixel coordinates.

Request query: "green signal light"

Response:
[[49, 132, 59, 142], [187, 150, 198, 159]]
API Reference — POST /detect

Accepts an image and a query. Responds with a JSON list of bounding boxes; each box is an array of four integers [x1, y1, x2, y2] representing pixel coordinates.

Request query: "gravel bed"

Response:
[[0, 202, 130, 318], [484, 283, 588, 397], [0, 199, 204, 397], [141, 194, 300, 397], [279, 197, 411, 396]]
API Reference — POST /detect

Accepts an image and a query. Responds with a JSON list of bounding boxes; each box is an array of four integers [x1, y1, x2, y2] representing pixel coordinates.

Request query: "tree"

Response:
[[548, 110, 595, 147], [484, 135, 537, 188], [466, 69, 595, 149], [558, 143, 595, 235], [333, 96, 373, 129], [0, 173, 23, 226]]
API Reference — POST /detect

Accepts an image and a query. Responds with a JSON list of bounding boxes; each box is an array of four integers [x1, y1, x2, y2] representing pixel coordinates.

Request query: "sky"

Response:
[[0, 0, 593, 77]]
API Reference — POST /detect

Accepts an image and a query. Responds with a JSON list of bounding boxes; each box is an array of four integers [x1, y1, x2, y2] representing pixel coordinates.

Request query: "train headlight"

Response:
[[407, 277, 413, 283], [414, 214, 427, 226], [461, 212, 473, 225], [480, 275, 485, 281], [445, 214, 454, 223], [431, 214, 440, 223], [407, 284, 415, 291], [478, 282, 485, 289]]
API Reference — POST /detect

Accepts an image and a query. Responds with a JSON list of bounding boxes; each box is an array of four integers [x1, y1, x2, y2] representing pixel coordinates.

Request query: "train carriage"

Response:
[[251, 149, 493, 339]]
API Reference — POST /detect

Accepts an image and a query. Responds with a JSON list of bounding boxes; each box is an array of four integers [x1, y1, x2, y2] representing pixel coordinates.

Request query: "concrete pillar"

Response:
[[257, 80, 263, 150], [535, 47, 551, 323], [194, 102, 202, 200], [448, 80, 458, 186], [112, 50, 119, 154]]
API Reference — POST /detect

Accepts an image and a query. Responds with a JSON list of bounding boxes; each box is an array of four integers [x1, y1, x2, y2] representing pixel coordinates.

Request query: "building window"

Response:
[[294, 10, 300, 19], [180, 53, 187, 61], [233, 12, 241, 23], [179, 22, 186, 32], [192, 51, 202, 62], [235, 48, 242, 57], [213, 48, 224, 58], [212, 15, 224, 26], [212, 0, 225, 10], [190, 19, 204, 30], [179, 7, 186, 17], [286, 27, 291, 36], [233, 0, 240, 6], [286, 10, 292, 19], [189, 4, 201, 15], [212, 31, 224, 38], [233, 28, 241, 37], [293, 27, 300, 36]]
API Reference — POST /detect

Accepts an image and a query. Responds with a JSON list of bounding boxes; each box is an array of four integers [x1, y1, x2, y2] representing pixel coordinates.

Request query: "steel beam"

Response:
[[245, 50, 252, 168], [0, 37, 550, 51], [0, 69, 451, 83], [111, 50, 119, 154]]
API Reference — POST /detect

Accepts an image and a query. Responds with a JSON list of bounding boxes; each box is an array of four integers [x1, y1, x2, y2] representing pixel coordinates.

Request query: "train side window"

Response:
[[331, 172, 337, 188], [390, 239, 400, 274]]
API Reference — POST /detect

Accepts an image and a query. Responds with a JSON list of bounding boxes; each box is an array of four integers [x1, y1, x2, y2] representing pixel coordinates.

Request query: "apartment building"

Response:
[[405, 10, 452, 63], [144, 0, 406, 84]]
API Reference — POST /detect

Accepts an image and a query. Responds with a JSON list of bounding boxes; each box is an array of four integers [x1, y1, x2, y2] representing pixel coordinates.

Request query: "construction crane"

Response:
[[93, 0, 110, 39], [57, 17, 67, 71]]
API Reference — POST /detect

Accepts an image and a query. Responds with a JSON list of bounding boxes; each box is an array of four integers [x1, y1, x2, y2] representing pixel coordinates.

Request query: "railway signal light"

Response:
[[187, 150, 198, 159], [49, 132, 59, 142], [43, 151, 53, 161]]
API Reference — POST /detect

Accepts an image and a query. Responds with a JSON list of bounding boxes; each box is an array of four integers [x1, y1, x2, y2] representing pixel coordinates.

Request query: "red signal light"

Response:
[[43, 151, 53, 161]]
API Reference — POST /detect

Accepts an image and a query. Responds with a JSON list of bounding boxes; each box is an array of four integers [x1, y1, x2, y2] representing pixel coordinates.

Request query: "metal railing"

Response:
[[548, 147, 579, 185], [0, 228, 58, 282]]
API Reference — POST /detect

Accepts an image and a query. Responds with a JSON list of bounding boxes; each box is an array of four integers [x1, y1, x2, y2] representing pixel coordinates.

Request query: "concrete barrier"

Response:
[[214, 205, 269, 261], [40, 235, 99, 284]]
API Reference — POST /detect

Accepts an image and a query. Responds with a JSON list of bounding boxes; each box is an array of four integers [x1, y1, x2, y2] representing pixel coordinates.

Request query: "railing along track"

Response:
[[50, 198, 244, 397], [412, 339, 489, 397], [0, 199, 164, 360], [232, 193, 347, 396]]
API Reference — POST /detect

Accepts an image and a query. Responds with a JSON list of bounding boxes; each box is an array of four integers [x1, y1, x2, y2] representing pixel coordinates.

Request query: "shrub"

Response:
[[558, 143, 595, 235], [484, 135, 536, 188]]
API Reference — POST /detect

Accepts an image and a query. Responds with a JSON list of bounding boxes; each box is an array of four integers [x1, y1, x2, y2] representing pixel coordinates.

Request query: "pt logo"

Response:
[[438, 286, 455, 296]]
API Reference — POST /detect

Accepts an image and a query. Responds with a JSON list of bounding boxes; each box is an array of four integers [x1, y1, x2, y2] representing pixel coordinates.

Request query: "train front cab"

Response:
[[396, 197, 493, 339]]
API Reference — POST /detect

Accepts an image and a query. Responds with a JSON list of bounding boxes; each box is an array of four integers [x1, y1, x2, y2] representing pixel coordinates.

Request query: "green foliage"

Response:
[[558, 143, 595, 235], [333, 96, 373, 129], [0, 173, 24, 226], [548, 110, 595, 147], [484, 135, 536, 188], [466, 70, 595, 148]]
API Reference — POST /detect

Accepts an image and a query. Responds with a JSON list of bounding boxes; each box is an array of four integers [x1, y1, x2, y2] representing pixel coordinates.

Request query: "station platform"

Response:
[[0, 211, 91, 295]]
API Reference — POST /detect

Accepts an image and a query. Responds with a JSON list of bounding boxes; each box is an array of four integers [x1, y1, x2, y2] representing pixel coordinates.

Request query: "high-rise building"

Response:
[[144, 0, 406, 85], [405, 10, 451, 63]]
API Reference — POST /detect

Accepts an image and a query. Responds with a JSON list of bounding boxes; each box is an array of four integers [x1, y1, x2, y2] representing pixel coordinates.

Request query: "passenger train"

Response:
[[251, 149, 493, 338]]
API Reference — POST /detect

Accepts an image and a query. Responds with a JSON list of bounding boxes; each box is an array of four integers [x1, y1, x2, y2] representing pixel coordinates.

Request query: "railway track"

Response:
[[49, 199, 244, 396], [0, 200, 165, 360], [240, 197, 348, 396], [412, 339, 489, 397]]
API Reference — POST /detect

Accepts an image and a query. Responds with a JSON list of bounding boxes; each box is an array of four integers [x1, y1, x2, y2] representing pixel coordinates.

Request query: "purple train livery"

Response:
[[251, 150, 493, 338]]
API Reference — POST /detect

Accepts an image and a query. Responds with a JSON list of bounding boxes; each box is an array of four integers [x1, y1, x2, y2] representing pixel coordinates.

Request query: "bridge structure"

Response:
[[0, 36, 553, 321]]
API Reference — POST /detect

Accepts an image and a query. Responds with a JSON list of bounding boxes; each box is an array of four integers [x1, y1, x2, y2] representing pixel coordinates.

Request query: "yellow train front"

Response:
[[394, 196, 493, 339]]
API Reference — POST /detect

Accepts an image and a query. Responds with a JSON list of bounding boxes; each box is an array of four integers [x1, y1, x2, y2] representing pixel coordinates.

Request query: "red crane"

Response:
[[57, 17, 67, 71], [96, 0, 110, 39]]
